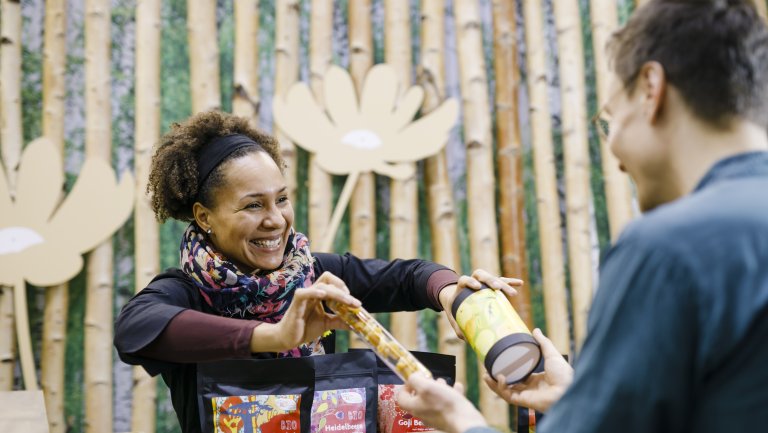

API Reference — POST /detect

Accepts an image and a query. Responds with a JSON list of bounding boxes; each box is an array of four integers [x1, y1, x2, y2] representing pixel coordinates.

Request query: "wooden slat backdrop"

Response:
[[41, 0, 69, 430], [0, 0, 23, 393], [386, 0, 420, 351], [422, 0, 468, 387], [83, 0, 115, 431], [131, 0, 162, 432]]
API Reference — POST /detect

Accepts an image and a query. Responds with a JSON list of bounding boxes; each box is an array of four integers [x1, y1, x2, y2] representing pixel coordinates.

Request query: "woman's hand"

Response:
[[438, 268, 523, 340], [396, 373, 487, 433], [252, 272, 360, 352], [483, 328, 573, 412]]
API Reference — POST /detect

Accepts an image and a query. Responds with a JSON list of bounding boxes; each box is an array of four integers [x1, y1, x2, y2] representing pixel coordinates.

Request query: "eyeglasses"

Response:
[[592, 111, 611, 142], [591, 88, 623, 142]]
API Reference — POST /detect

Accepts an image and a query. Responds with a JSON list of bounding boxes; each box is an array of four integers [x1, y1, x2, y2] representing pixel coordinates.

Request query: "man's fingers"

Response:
[[500, 277, 524, 287], [532, 328, 562, 360], [453, 381, 465, 395]]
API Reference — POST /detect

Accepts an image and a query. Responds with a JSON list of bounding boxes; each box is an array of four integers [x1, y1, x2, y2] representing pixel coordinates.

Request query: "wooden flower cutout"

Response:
[[0, 137, 133, 390], [273, 63, 459, 180], [0, 137, 134, 287]]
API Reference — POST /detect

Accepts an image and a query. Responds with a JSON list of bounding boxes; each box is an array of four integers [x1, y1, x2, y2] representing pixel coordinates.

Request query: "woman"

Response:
[[114, 110, 518, 433]]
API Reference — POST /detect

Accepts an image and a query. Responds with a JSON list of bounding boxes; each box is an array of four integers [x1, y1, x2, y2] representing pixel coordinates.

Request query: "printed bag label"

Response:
[[310, 388, 366, 433], [211, 394, 301, 433], [378, 385, 433, 433]]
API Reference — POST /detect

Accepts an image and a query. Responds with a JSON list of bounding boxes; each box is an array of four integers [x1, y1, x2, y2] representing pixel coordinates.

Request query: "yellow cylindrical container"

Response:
[[326, 300, 432, 381], [451, 287, 541, 384]]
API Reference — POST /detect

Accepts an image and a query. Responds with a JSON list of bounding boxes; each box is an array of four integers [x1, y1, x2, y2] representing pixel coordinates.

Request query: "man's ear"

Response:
[[192, 201, 212, 232], [637, 61, 667, 123]]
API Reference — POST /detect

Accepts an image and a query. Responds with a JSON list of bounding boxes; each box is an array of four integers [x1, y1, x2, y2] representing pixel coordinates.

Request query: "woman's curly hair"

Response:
[[147, 110, 284, 222]]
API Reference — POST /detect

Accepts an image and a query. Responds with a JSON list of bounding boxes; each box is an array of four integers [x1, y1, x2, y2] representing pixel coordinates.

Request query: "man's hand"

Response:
[[484, 328, 573, 413], [439, 269, 523, 340], [396, 373, 487, 433]]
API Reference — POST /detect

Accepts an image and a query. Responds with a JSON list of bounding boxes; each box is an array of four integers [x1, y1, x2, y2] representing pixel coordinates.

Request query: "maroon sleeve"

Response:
[[137, 309, 263, 363], [426, 269, 459, 310]]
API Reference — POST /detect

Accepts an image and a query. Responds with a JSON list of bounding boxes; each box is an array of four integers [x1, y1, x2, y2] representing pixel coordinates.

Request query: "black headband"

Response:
[[196, 134, 259, 192]]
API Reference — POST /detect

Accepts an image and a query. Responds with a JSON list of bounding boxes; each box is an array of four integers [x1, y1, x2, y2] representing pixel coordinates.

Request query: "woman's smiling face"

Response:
[[196, 150, 294, 274]]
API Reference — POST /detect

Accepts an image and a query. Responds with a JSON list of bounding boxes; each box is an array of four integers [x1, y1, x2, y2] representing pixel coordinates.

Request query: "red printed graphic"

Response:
[[310, 388, 366, 433], [378, 385, 433, 433], [211, 394, 301, 433]]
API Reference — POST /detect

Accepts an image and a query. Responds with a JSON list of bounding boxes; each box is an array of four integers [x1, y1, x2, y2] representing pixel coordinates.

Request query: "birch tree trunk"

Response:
[[84, 0, 114, 431], [522, 0, 570, 356], [131, 2, 162, 433], [386, 0, 419, 351], [454, 0, 507, 427], [308, 0, 333, 242], [492, 0, 532, 328], [754, 1, 767, 19], [0, 0, 22, 392], [233, 0, 260, 125], [41, 0, 68, 429], [274, 0, 301, 203], [188, 0, 221, 113], [347, 0, 375, 349], [590, 0, 634, 241], [552, 0, 594, 352], [420, 0, 466, 385]]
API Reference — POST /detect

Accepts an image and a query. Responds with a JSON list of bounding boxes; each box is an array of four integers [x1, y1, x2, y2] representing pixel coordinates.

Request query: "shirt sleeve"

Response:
[[313, 253, 458, 312], [113, 270, 262, 376], [540, 238, 698, 433]]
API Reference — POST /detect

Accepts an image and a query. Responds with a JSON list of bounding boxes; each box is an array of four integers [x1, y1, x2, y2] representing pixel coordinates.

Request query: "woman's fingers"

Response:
[[469, 269, 519, 297], [297, 284, 361, 307], [315, 271, 351, 294]]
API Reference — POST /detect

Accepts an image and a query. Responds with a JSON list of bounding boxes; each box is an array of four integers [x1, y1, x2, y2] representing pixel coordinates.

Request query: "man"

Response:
[[397, 1, 768, 432]]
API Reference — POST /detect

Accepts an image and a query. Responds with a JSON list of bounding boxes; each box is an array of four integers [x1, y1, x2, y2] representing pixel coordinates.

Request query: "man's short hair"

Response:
[[608, 0, 768, 129]]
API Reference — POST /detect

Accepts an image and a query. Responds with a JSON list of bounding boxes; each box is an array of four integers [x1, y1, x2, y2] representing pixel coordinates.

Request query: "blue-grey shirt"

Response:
[[539, 151, 768, 432]]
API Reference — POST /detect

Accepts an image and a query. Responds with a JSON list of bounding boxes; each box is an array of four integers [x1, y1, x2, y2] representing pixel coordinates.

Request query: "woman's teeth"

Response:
[[251, 238, 280, 248]]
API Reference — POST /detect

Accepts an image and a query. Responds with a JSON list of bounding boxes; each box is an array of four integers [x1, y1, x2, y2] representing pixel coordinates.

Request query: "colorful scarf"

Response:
[[180, 223, 323, 357]]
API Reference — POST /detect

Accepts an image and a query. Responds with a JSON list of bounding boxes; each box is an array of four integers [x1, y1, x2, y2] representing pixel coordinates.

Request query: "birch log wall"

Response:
[[386, 0, 419, 351], [347, 0, 376, 350], [41, 0, 68, 431], [131, 1, 162, 433], [0, 0, 22, 393], [453, 0, 509, 428], [83, 0, 114, 432], [307, 0, 333, 242], [9, 0, 767, 432], [421, 0, 467, 386]]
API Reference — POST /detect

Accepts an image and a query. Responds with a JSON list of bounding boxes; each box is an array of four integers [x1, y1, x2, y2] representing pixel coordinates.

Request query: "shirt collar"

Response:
[[694, 151, 768, 192]]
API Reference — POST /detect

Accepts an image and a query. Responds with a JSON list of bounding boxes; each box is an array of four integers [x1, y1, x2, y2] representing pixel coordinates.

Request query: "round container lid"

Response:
[[485, 333, 541, 385]]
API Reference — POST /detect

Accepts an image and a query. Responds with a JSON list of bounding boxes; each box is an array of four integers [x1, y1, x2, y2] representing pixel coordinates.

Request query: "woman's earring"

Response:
[[207, 228, 212, 235]]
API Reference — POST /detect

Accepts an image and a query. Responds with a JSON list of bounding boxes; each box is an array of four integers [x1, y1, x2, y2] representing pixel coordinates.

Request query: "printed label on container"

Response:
[[211, 394, 301, 433], [456, 290, 530, 362], [310, 388, 366, 433], [377, 385, 433, 433]]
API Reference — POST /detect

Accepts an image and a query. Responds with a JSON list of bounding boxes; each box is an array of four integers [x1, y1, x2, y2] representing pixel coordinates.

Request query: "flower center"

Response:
[[0, 227, 45, 255], [341, 129, 382, 150]]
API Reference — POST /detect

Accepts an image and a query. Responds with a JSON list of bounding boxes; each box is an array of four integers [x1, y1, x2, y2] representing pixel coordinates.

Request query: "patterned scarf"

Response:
[[180, 223, 323, 357]]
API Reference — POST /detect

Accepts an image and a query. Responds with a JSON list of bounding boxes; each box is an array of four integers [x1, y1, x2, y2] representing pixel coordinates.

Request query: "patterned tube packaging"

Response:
[[451, 287, 541, 384], [326, 300, 432, 381]]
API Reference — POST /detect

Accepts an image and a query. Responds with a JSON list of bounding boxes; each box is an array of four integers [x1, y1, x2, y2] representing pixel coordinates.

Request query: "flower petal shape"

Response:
[[0, 242, 84, 287], [390, 86, 425, 132], [373, 161, 416, 180], [359, 64, 400, 122], [382, 98, 460, 162], [273, 84, 339, 154], [323, 65, 361, 130], [13, 138, 64, 230], [45, 157, 134, 255]]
